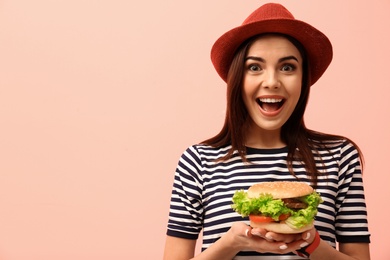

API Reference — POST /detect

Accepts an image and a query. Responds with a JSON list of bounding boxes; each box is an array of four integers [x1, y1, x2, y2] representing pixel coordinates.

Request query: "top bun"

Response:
[[247, 181, 313, 199]]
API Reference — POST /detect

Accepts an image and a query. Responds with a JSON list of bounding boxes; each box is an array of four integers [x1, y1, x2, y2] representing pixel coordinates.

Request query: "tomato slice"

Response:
[[278, 213, 291, 221], [249, 213, 291, 223], [249, 215, 274, 223]]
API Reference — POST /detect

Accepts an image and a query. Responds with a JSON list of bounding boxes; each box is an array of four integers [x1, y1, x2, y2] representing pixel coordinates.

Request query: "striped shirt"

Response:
[[166, 140, 370, 259]]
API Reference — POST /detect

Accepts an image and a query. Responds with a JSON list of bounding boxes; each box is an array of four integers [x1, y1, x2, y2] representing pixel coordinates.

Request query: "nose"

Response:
[[262, 70, 280, 89]]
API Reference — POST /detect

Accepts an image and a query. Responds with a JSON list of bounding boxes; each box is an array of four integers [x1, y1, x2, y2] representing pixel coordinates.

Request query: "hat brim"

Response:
[[211, 19, 333, 86]]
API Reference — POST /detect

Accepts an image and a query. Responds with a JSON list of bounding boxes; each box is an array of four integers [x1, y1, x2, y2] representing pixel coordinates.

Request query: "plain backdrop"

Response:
[[0, 0, 389, 259]]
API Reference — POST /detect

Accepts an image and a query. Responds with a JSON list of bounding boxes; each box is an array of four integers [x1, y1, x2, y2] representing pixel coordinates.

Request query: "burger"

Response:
[[231, 181, 323, 234]]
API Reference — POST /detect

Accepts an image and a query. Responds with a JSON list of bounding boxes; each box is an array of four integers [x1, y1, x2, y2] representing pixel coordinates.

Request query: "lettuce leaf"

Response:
[[285, 206, 317, 228], [232, 191, 290, 220], [231, 190, 323, 228], [301, 192, 323, 207], [286, 191, 323, 228]]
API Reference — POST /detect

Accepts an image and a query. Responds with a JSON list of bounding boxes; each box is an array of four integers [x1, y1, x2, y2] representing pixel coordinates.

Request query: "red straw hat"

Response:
[[211, 3, 333, 86]]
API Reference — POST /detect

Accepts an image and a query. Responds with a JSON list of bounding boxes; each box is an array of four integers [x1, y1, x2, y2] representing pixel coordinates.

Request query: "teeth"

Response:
[[259, 98, 283, 103]]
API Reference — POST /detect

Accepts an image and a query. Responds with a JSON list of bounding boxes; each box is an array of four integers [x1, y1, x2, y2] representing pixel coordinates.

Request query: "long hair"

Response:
[[201, 34, 363, 187]]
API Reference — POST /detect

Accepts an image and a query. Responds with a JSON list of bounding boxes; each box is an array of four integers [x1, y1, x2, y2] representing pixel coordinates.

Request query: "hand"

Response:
[[228, 223, 318, 255], [257, 227, 316, 244], [251, 227, 318, 254]]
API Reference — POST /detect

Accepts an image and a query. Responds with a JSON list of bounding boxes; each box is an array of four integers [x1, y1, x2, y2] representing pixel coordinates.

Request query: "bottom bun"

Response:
[[250, 221, 314, 234]]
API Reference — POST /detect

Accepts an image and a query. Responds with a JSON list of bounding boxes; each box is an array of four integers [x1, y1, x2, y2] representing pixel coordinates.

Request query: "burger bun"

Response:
[[247, 181, 313, 199], [250, 220, 314, 234]]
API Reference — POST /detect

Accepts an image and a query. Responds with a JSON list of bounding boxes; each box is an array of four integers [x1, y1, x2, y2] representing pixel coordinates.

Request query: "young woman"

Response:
[[163, 3, 371, 260]]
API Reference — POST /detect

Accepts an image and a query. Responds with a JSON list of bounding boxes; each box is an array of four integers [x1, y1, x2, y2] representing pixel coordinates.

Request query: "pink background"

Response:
[[0, 0, 389, 259]]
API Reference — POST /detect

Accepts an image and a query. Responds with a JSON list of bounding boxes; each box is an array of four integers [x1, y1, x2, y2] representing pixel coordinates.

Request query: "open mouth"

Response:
[[256, 98, 285, 112]]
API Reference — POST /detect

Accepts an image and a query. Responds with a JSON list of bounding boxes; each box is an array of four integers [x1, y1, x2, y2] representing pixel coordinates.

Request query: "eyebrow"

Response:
[[245, 55, 299, 63]]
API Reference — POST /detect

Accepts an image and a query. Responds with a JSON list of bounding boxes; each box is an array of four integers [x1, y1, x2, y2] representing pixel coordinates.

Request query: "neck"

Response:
[[244, 123, 285, 149]]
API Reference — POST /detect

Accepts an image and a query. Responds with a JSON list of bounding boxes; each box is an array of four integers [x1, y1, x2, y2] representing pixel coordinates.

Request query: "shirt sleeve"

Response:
[[166, 146, 204, 240], [335, 141, 370, 243]]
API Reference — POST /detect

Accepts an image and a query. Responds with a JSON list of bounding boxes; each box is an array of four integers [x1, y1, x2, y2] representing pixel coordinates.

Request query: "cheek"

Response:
[[241, 87, 256, 114], [287, 78, 302, 100], [242, 80, 252, 101], [241, 88, 251, 109], [242, 77, 258, 97], [293, 85, 302, 100]]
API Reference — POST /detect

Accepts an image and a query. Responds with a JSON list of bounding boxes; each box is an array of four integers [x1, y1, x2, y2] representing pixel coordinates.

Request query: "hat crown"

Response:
[[242, 3, 294, 25], [211, 3, 332, 85]]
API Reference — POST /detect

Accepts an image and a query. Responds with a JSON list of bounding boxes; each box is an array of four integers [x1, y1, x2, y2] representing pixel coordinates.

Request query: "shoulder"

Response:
[[175, 144, 232, 175], [309, 133, 361, 154], [182, 143, 232, 161], [308, 134, 363, 168]]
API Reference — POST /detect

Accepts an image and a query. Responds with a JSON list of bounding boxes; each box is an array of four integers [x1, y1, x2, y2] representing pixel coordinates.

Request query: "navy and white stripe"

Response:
[[166, 140, 370, 259]]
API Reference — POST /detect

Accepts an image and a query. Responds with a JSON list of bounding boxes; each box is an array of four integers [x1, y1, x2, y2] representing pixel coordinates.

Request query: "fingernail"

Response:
[[279, 244, 288, 250], [305, 232, 311, 240], [265, 233, 273, 240], [300, 242, 309, 248], [251, 230, 262, 237]]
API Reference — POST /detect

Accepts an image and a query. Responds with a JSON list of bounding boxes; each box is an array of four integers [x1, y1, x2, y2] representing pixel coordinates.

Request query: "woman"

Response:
[[163, 3, 370, 259]]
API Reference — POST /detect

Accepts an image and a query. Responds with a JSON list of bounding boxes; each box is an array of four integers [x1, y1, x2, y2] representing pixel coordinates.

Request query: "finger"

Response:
[[285, 238, 311, 253], [252, 239, 290, 254], [250, 228, 267, 239], [279, 244, 288, 250], [245, 227, 252, 238], [301, 228, 316, 243], [265, 233, 275, 242], [264, 232, 299, 243], [302, 231, 311, 240]]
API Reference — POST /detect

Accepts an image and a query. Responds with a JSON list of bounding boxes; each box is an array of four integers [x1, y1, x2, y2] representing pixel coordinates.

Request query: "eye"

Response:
[[247, 64, 262, 72], [280, 64, 296, 72]]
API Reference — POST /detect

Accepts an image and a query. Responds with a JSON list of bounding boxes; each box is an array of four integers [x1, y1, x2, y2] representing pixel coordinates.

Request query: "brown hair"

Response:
[[202, 34, 363, 187]]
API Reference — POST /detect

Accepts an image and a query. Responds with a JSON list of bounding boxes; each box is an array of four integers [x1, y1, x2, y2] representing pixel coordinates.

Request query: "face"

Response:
[[242, 35, 303, 143]]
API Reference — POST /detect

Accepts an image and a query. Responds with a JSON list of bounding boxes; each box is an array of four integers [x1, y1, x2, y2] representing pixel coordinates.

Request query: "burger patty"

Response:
[[282, 198, 308, 209]]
